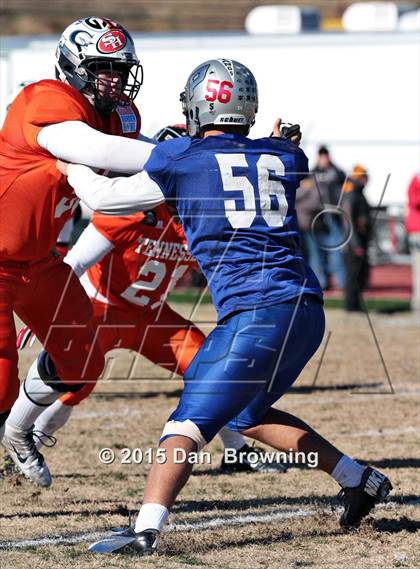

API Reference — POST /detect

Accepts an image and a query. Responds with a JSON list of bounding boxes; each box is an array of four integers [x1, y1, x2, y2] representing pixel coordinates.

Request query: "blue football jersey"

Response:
[[144, 133, 323, 321]]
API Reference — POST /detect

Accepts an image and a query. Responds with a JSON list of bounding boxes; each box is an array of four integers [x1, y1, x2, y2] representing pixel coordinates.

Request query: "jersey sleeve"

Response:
[[64, 223, 114, 278], [294, 148, 309, 185], [91, 211, 145, 246], [23, 85, 92, 151], [143, 144, 176, 199], [67, 164, 165, 215]]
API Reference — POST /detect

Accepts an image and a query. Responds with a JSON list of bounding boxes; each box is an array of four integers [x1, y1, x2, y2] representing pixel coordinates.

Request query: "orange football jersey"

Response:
[[85, 205, 196, 310], [0, 79, 141, 262]]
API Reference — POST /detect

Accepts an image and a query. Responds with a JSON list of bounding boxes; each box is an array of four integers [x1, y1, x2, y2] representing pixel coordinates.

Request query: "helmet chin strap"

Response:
[[56, 67, 67, 83]]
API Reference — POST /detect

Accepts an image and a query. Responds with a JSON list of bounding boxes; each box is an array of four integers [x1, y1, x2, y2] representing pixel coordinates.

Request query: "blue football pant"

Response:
[[168, 296, 325, 443]]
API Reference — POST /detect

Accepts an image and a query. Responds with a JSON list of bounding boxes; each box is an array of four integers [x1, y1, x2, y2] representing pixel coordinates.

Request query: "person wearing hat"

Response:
[[342, 165, 372, 311]]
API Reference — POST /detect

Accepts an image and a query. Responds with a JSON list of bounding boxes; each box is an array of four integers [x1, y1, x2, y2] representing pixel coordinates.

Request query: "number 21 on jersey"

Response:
[[215, 153, 289, 228], [121, 261, 188, 308]]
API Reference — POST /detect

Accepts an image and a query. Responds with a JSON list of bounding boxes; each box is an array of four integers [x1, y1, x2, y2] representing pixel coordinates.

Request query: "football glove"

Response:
[[16, 325, 37, 350], [153, 124, 187, 143]]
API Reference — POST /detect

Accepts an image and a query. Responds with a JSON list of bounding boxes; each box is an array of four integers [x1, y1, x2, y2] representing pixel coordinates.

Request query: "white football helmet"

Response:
[[55, 17, 143, 114], [180, 59, 258, 137]]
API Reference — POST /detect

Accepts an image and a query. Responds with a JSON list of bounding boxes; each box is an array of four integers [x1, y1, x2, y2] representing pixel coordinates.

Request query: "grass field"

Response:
[[1, 303, 419, 568]]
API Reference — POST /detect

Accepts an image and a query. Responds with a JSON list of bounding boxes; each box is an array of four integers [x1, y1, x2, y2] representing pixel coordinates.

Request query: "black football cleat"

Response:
[[220, 444, 287, 474], [129, 529, 159, 555], [89, 527, 159, 555], [337, 466, 393, 528]]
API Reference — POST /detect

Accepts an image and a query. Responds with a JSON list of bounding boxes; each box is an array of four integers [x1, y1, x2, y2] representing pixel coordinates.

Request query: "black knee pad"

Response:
[[37, 350, 86, 394]]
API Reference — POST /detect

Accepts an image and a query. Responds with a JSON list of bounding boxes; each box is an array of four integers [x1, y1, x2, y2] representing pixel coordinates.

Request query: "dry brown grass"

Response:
[[1, 305, 419, 568]]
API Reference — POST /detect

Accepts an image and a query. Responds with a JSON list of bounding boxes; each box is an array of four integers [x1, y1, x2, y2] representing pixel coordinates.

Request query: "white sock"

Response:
[[7, 358, 60, 432], [0, 423, 5, 443], [218, 426, 246, 451], [34, 400, 73, 448], [135, 503, 169, 533], [35, 400, 73, 435], [331, 455, 365, 488]]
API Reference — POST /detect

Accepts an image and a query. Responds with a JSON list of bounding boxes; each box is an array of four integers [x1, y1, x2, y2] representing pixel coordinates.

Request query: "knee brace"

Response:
[[37, 350, 86, 394], [160, 419, 207, 452]]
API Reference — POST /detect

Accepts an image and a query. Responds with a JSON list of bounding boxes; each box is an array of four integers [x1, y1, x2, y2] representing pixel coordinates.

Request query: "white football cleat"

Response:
[[1, 423, 52, 487]]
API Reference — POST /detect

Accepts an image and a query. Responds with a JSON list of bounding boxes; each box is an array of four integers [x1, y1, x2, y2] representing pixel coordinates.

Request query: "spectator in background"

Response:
[[295, 176, 324, 282], [308, 146, 346, 289], [405, 173, 420, 314], [342, 165, 372, 312]]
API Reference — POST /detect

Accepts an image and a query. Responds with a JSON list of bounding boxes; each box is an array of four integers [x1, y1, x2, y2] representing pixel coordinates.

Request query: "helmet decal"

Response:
[[84, 17, 119, 31], [97, 30, 127, 54], [69, 30, 92, 49], [187, 64, 210, 101], [220, 59, 235, 79]]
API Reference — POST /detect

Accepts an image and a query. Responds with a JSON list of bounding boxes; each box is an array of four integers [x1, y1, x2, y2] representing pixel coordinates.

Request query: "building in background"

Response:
[[1, 1, 418, 34]]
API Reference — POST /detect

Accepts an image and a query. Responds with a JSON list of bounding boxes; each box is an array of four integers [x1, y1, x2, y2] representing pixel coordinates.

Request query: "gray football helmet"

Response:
[[180, 59, 258, 137]]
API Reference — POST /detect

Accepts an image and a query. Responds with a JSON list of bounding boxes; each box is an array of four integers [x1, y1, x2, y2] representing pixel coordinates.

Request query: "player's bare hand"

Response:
[[272, 118, 282, 137], [56, 159, 70, 175]]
